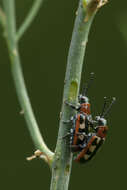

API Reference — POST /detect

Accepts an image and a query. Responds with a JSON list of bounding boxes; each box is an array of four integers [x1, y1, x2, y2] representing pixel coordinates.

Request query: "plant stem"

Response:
[[1, 0, 107, 187], [2, 0, 53, 165], [16, 0, 44, 41], [50, 0, 103, 189], [0, 7, 6, 28]]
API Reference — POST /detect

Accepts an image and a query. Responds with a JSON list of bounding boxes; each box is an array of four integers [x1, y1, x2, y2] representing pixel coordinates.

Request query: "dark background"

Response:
[[0, 0, 126, 189]]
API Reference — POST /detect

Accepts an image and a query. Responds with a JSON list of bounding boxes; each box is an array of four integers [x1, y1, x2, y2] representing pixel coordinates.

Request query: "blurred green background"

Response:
[[0, 0, 126, 189]]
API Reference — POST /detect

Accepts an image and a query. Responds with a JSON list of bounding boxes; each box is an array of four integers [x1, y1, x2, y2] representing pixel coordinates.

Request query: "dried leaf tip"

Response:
[[26, 149, 43, 161], [83, 0, 108, 22]]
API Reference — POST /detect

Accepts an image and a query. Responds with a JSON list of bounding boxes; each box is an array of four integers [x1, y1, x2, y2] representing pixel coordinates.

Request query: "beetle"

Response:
[[74, 97, 116, 163], [63, 73, 95, 151], [74, 134, 104, 163], [63, 113, 94, 152], [74, 117, 108, 163]]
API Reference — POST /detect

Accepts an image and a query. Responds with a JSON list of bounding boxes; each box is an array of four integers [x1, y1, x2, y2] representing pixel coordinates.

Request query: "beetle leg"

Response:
[[62, 119, 72, 124], [61, 132, 71, 139], [60, 128, 74, 140], [62, 116, 74, 125], [70, 144, 80, 149], [76, 132, 87, 137], [64, 100, 80, 110], [79, 143, 87, 149]]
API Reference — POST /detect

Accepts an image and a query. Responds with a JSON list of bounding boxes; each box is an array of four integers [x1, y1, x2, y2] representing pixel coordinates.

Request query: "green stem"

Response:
[[2, 0, 53, 165], [16, 0, 44, 41], [0, 7, 6, 28], [50, 0, 102, 189]]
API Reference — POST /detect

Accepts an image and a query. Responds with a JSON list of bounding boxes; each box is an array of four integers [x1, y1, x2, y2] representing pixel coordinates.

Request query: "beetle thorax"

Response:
[[80, 103, 91, 115]]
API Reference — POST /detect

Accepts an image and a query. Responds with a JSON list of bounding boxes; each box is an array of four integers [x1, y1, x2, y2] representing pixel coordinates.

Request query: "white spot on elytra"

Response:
[[80, 123, 85, 129], [96, 137, 101, 144], [84, 154, 90, 160], [78, 135, 84, 141], [89, 145, 96, 152]]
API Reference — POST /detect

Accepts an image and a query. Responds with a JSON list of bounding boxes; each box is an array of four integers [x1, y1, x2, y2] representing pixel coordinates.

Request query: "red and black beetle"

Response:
[[74, 118, 108, 163], [75, 134, 104, 163], [63, 73, 95, 152], [70, 113, 93, 152], [63, 113, 93, 152], [74, 97, 116, 163]]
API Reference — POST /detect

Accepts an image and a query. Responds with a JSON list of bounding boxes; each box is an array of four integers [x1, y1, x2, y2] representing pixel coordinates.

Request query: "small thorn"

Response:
[[26, 150, 43, 161], [34, 150, 43, 157], [20, 109, 24, 115], [112, 97, 116, 102], [90, 72, 94, 76], [26, 155, 36, 161]]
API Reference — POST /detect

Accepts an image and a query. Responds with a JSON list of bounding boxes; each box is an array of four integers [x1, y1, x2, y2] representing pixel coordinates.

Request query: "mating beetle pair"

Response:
[[63, 73, 116, 163], [74, 97, 115, 163]]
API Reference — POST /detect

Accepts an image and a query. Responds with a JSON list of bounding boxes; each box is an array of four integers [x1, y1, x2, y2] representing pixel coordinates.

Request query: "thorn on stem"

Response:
[[75, 10, 78, 15], [26, 155, 36, 161], [20, 109, 24, 115], [26, 150, 51, 164], [26, 149, 43, 161]]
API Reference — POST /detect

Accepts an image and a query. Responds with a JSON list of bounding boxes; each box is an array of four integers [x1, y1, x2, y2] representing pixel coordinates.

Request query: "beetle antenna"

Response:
[[100, 97, 108, 117], [102, 97, 116, 118], [83, 72, 94, 95]]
